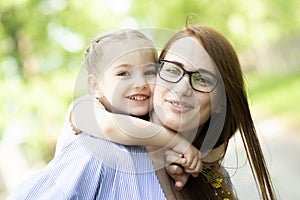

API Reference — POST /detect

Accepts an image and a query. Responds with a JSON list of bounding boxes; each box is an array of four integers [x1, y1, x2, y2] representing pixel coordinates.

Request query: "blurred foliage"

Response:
[[0, 0, 300, 163], [245, 72, 300, 128]]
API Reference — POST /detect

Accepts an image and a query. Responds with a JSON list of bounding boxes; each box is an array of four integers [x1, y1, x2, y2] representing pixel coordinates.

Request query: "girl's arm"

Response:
[[70, 95, 201, 169], [71, 95, 184, 149]]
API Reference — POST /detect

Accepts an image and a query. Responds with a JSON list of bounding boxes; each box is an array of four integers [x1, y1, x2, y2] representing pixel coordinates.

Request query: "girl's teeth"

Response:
[[130, 96, 147, 100]]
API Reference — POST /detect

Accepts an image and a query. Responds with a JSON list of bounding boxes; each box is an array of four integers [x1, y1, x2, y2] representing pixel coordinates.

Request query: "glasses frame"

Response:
[[158, 59, 219, 93]]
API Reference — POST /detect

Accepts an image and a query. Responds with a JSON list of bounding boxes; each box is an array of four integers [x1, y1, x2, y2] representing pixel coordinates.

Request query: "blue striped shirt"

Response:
[[8, 133, 166, 200]]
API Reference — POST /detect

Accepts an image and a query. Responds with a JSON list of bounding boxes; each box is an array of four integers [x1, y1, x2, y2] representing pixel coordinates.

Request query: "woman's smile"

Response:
[[165, 98, 194, 113]]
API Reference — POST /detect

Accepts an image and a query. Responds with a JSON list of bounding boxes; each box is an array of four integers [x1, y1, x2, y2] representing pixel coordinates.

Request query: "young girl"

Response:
[[67, 28, 202, 170], [8, 29, 202, 200]]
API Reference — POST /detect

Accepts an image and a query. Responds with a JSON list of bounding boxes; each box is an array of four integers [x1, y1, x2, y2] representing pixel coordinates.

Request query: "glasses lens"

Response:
[[159, 61, 183, 83], [191, 73, 217, 92]]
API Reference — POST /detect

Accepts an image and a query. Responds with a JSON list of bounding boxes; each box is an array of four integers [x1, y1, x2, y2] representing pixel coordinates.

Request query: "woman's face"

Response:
[[153, 36, 222, 134]]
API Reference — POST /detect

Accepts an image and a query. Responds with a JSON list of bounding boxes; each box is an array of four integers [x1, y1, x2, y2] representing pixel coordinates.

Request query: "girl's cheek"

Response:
[[150, 85, 155, 95]]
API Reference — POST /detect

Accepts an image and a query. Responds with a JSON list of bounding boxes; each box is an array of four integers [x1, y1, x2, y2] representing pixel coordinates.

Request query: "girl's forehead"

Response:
[[106, 39, 153, 54], [164, 37, 218, 73], [102, 40, 156, 62]]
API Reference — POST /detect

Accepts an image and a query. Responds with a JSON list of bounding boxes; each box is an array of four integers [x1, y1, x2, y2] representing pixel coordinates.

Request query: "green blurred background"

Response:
[[0, 0, 299, 199]]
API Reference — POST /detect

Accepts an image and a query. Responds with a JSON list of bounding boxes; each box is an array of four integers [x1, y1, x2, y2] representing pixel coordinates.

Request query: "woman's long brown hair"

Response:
[[160, 24, 276, 200]]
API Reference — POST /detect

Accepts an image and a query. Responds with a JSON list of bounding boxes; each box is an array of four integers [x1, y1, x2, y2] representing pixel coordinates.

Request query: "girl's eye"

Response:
[[144, 70, 157, 76], [116, 71, 130, 77]]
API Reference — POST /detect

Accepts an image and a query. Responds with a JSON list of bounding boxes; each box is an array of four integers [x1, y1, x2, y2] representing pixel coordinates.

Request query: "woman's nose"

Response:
[[172, 75, 192, 96]]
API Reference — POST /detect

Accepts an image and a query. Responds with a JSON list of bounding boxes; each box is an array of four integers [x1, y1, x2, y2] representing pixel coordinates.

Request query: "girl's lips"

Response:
[[128, 94, 150, 101]]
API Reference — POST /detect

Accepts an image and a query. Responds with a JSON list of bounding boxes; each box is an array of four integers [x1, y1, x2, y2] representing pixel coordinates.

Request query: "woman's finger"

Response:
[[166, 164, 184, 175]]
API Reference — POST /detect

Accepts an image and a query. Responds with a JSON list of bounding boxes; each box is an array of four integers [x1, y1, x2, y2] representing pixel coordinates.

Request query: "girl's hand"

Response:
[[167, 137, 203, 174], [165, 148, 202, 176]]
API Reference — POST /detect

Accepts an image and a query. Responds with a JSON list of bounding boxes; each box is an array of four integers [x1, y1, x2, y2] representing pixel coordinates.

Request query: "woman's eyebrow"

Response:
[[166, 60, 216, 75], [196, 68, 216, 76], [164, 60, 184, 67]]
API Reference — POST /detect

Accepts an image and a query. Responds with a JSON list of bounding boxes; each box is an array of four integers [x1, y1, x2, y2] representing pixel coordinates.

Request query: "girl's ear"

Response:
[[87, 74, 102, 98]]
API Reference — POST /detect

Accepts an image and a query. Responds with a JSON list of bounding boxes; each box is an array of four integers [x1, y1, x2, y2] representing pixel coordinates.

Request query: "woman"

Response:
[[153, 24, 276, 199]]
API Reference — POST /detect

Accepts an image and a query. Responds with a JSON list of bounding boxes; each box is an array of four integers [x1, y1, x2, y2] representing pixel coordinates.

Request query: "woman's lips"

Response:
[[166, 99, 194, 112]]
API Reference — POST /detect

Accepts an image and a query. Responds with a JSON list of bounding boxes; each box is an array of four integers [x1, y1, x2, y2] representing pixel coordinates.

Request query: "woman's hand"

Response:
[[166, 164, 190, 190]]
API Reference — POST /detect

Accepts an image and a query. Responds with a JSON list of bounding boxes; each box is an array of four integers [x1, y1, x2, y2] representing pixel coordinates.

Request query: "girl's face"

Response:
[[97, 39, 157, 116], [153, 36, 222, 134]]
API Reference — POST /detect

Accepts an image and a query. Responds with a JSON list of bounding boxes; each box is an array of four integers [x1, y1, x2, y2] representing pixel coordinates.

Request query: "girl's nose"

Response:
[[134, 76, 149, 89]]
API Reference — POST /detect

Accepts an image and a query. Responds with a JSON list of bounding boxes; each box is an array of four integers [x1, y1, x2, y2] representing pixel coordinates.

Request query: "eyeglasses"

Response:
[[158, 59, 219, 93]]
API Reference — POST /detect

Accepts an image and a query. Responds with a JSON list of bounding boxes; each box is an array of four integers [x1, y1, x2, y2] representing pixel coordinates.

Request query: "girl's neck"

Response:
[[131, 113, 150, 121], [150, 111, 203, 143]]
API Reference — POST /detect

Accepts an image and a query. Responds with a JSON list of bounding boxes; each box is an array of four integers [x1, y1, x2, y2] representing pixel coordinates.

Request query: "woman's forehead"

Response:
[[164, 37, 218, 73]]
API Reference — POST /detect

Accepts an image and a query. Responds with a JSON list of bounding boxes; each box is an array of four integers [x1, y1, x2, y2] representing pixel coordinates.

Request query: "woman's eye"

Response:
[[193, 74, 213, 85], [194, 76, 205, 82], [117, 71, 130, 77], [166, 67, 181, 75], [196, 77, 207, 83]]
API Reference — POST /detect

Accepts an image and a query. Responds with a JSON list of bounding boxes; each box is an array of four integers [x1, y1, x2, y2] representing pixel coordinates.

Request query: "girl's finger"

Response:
[[182, 155, 198, 169], [166, 154, 186, 165], [184, 160, 202, 174], [165, 150, 183, 158]]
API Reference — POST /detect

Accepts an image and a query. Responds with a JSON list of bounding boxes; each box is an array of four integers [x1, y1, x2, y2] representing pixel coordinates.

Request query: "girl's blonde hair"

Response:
[[84, 29, 157, 76]]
